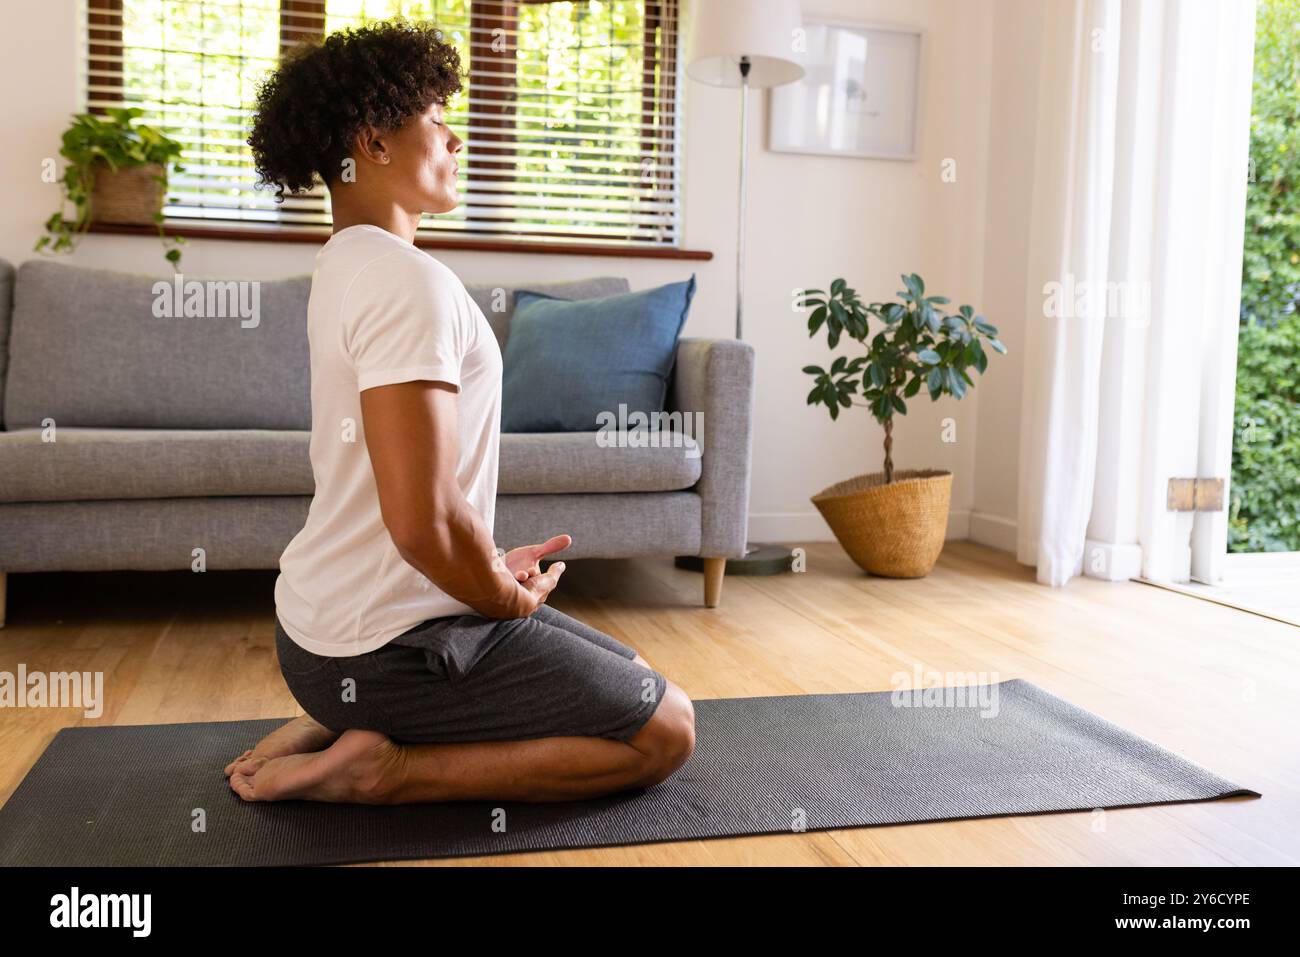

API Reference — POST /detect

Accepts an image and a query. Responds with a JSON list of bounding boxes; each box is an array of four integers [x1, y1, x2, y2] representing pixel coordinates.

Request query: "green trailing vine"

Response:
[[36, 107, 186, 268]]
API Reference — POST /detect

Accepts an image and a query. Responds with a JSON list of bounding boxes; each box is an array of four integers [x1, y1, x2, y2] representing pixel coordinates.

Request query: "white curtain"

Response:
[[1016, 0, 1257, 586]]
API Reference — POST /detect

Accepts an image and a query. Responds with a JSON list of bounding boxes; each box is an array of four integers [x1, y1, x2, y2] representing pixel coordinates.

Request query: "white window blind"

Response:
[[82, 0, 681, 247]]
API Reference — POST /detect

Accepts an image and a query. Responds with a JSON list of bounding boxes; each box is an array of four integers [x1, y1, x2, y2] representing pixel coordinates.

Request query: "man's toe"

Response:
[[229, 773, 258, 801], [223, 750, 255, 776]]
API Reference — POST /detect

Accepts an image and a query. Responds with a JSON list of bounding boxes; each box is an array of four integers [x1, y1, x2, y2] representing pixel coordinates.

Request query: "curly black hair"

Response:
[[248, 18, 464, 199]]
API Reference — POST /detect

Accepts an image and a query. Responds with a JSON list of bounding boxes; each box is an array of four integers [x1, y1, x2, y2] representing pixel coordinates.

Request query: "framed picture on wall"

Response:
[[769, 19, 923, 161]]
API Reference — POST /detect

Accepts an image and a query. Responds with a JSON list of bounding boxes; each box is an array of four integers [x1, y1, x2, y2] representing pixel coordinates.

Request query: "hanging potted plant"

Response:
[[799, 274, 1005, 577], [36, 107, 186, 267]]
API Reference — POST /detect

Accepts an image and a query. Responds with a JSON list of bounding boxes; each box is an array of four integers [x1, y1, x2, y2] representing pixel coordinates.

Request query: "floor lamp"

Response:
[[676, 0, 806, 580]]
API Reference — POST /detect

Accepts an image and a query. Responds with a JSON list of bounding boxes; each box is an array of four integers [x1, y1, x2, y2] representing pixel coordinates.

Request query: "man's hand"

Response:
[[513, 559, 567, 615], [491, 534, 572, 617], [501, 533, 573, 583]]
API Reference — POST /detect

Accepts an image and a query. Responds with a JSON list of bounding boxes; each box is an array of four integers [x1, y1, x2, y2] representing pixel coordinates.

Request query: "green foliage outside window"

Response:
[[108, 0, 664, 239], [1233, 0, 1300, 551]]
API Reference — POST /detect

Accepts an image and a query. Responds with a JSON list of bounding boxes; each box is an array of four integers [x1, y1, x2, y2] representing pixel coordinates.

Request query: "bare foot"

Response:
[[227, 729, 405, 804], [223, 714, 340, 778]]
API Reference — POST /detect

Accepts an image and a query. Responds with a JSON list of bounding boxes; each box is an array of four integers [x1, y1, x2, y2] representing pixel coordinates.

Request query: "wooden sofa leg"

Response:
[[703, 558, 726, 608]]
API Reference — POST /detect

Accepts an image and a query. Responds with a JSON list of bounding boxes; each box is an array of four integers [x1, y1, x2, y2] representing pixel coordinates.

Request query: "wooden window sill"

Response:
[[85, 220, 713, 261]]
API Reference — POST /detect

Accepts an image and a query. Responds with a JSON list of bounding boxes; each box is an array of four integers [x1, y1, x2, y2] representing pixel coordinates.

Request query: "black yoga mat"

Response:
[[0, 679, 1258, 866]]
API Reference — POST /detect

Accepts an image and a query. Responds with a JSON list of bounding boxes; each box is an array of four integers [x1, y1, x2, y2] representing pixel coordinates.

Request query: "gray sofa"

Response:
[[0, 258, 755, 624]]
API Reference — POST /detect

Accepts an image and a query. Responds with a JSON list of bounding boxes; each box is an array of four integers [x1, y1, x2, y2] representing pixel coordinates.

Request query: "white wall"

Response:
[[970, 0, 1046, 552], [0, 0, 1002, 548]]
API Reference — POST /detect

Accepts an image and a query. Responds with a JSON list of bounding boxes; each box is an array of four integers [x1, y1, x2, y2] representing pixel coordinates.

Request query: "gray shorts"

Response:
[[275, 603, 668, 745]]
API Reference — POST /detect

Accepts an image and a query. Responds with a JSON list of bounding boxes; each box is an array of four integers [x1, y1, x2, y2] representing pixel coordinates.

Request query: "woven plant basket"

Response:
[[89, 161, 165, 226], [811, 469, 953, 578]]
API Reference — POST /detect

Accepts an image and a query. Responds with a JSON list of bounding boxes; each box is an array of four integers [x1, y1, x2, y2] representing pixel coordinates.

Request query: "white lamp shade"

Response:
[[685, 0, 805, 89]]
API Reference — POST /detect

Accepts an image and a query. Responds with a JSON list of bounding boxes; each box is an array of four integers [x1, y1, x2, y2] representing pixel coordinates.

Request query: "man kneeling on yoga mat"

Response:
[[223, 19, 695, 804]]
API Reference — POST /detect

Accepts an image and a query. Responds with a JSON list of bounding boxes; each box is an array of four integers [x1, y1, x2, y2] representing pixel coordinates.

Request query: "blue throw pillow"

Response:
[[501, 275, 697, 432]]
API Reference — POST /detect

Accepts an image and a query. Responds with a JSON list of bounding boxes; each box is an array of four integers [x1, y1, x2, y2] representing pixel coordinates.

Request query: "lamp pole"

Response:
[[678, 0, 806, 582]]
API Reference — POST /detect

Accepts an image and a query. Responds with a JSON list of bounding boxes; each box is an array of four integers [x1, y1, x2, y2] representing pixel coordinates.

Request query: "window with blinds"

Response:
[[83, 0, 681, 248]]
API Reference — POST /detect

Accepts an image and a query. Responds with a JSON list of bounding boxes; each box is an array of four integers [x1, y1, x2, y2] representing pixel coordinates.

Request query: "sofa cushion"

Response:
[[2, 262, 627, 431], [464, 276, 631, 353], [0, 428, 315, 502], [3, 260, 312, 430], [501, 276, 697, 433], [0, 427, 700, 502], [498, 431, 701, 494]]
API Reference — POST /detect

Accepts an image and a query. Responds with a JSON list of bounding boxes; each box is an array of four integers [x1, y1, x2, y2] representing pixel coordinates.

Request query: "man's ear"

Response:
[[352, 124, 392, 167], [326, 126, 390, 189]]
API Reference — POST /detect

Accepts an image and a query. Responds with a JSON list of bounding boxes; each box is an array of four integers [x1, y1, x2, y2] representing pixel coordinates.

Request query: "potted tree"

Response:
[[799, 274, 1005, 577], [36, 107, 186, 268]]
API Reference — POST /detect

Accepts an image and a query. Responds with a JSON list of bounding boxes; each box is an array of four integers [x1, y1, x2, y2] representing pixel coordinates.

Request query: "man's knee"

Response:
[[628, 681, 695, 786]]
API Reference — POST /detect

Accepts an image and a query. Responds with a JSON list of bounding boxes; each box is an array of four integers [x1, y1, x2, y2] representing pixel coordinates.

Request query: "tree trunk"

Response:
[[883, 415, 894, 484]]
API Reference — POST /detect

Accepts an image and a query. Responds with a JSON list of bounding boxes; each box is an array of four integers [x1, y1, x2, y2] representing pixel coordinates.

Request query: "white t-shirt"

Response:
[[275, 224, 503, 656]]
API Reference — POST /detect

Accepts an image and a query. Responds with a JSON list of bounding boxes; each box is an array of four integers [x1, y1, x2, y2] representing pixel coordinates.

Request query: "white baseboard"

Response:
[[968, 511, 1018, 553], [746, 512, 832, 544], [1082, 539, 1143, 581], [946, 509, 972, 540], [748, 509, 973, 545]]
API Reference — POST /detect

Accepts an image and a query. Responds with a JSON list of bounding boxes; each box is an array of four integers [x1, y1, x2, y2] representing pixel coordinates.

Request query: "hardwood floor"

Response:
[[0, 541, 1294, 866]]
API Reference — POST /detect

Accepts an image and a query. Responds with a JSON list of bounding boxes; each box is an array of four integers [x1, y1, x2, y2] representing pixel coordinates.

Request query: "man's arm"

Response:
[[360, 378, 534, 619]]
